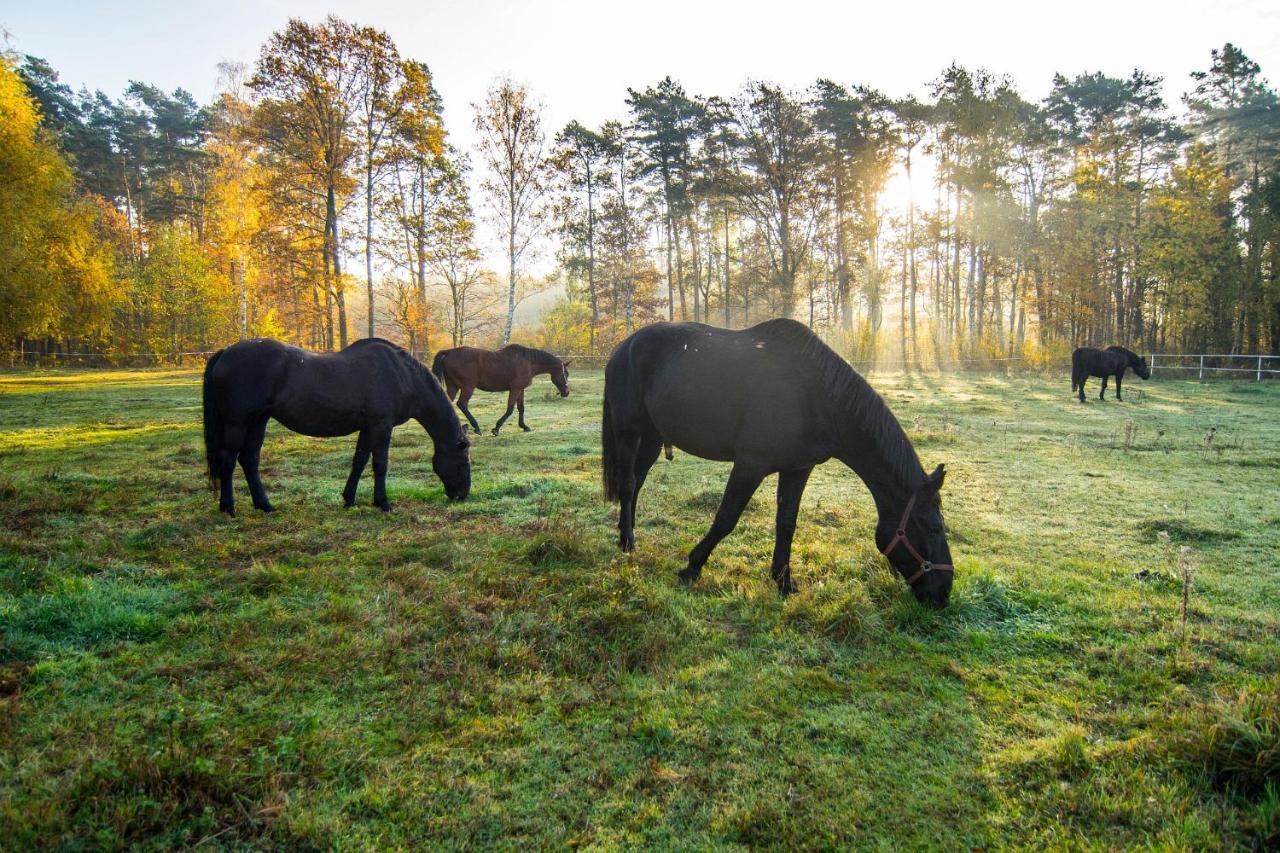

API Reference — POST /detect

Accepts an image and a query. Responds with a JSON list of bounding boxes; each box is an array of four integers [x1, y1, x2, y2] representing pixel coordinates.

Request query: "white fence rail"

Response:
[[1148, 353, 1280, 381]]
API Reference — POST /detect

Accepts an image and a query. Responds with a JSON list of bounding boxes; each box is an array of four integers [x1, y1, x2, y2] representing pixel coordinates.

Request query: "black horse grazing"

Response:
[[1071, 345, 1150, 402], [602, 319, 955, 606], [203, 338, 471, 516]]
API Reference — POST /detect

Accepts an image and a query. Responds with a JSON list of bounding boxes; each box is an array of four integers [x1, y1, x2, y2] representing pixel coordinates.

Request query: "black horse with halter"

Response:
[[881, 491, 954, 586]]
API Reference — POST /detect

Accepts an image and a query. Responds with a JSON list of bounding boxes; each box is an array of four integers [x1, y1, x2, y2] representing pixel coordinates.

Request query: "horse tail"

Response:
[[602, 394, 621, 502], [203, 348, 225, 491], [1070, 349, 1081, 392], [431, 350, 448, 383]]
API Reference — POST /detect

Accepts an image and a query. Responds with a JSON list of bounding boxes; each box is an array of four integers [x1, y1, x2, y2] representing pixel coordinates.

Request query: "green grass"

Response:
[[1, 366, 1278, 848]]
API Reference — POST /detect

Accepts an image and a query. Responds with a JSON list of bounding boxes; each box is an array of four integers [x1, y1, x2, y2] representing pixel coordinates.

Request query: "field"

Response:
[[1, 365, 1278, 848]]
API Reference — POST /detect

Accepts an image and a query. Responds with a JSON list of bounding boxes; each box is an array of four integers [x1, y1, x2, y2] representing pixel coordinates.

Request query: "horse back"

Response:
[[607, 322, 832, 466]]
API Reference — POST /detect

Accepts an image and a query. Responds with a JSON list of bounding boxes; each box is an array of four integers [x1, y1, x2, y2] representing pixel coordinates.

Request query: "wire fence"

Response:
[[1148, 353, 1280, 381], [7, 347, 1279, 380]]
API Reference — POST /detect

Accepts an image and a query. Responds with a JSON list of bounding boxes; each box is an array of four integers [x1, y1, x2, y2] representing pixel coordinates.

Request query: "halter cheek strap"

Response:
[[880, 491, 954, 586]]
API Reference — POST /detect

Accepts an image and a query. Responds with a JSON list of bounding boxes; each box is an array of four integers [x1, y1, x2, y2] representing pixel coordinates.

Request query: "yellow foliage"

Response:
[[0, 58, 114, 345]]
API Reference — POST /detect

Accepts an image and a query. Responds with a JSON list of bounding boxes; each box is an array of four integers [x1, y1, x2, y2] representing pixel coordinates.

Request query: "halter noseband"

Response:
[[880, 490, 954, 586]]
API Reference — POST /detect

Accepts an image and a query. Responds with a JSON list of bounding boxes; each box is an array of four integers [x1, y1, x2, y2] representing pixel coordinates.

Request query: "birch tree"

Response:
[[473, 78, 548, 345]]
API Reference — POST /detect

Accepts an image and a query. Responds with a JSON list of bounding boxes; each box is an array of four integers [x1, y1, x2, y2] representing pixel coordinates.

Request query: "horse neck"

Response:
[[527, 350, 555, 375], [414, 368, 462, 444], [832, 414, 926, 527]]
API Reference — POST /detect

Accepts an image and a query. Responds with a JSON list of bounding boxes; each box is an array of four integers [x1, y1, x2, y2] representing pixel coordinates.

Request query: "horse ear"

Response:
[[924, 463, 946, 492]]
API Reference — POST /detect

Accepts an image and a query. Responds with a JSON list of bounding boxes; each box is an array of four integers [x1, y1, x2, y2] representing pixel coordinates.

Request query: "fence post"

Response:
[[1199, 354, 1204, 380], [1259, 355, 1264, 382]]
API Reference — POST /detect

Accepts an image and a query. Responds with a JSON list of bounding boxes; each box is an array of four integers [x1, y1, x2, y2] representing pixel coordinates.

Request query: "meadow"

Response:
[[1, 365, 1278, 849]]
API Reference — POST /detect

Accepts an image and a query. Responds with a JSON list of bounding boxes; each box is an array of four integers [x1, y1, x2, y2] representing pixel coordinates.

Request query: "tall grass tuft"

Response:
[[1177, 680, 1280, 798]]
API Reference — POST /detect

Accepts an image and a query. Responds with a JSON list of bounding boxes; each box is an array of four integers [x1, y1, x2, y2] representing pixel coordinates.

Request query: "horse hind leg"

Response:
[[624, 433, 663, 551], [370, 426, 393, 511], [217, 424, 245, 516], [1078, 376, 1087, 403], [456, 387, 482, 434], [770, 466, 813, 596], [492, 390, 517, 436], [613, 429, 642, 552], [516, 389, 531, 431], [1099, 376, 1108, 401], [342, 429, 373, 508], [238, 415, 274, 512], [679, 463, 766, 585]]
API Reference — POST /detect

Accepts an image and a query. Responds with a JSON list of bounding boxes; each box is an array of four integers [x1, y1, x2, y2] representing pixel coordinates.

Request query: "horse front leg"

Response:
[[517, 389, 531, 431], [238, 416, 274, 513], [370, 426, 393, 511], [342, 429, 372, 508], [1115, 373, 1124, 401], [1078, 376, 1087, 403], [1099, 375, 1108, 401], [679, 463, 766, 586], [492, 391, 517, 436], [770, 466, 813, 596]]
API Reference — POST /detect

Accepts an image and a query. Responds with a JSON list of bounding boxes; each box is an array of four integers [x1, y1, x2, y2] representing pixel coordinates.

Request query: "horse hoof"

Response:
[[256, 504, 276, 514], [342, 499, 356, 509], [777, 580, 798, 596], [375, 501, 392, 512], [220, 505, 236, 518], [520, 425, 532, 432], [677, 567, 700, 585], [490, 428, 501, 437]]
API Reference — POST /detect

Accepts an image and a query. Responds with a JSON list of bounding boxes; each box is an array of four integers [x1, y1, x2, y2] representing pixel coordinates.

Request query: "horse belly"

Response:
[[644, 387, 741, 462], [270, 361, 371, 437], [271, 405, 361, 438]]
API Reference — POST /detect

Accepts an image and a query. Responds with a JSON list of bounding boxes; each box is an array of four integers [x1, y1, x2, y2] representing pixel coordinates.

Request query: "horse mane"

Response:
[[502, 343, 560, 370], [1105, 345, 1142, 365], [755, 319, 925, 489]]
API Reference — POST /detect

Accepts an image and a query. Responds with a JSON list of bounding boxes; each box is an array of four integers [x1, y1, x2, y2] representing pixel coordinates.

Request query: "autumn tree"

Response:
[[250, 16, 369, 349], [1, 57, 114, 353]]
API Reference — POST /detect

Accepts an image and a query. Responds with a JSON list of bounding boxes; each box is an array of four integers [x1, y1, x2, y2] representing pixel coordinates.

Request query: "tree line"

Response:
[[2, 21, 1278, 365], [548, 49, 1279, 362]]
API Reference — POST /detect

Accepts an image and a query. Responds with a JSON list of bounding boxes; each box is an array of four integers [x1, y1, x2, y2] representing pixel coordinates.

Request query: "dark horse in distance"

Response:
[[432, 345, 570, 436], [1071, 345, 1150, 402], [602, 319, 955, 606], [203, 338, 471, 516]]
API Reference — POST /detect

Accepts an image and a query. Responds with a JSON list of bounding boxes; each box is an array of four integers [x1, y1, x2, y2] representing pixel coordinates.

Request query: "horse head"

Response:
[[1133, 353, 1151, 380], [432, 432, 471, 501], [552, 358, 571, 397], [877, 464, 954, 608]]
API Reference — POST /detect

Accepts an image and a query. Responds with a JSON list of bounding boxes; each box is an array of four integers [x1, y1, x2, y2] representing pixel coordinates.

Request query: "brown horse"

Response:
[[432, 345, 570, 436]]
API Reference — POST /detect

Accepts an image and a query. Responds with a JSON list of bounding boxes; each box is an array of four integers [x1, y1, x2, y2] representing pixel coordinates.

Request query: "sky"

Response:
[[3, 0, 1279, 269]]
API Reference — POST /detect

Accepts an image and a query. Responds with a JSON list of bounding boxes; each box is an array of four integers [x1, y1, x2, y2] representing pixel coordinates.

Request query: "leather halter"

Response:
[[880, 490, 954, 586]]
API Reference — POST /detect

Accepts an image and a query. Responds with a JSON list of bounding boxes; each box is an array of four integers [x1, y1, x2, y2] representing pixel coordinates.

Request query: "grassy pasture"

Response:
[[1, 366, 1278, 848]]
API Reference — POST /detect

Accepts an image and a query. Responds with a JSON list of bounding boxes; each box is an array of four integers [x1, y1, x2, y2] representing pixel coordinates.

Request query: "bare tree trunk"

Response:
[[328, 185, 348, 349], [366, 148, 376, 339], [723, 208, 732, 327]]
